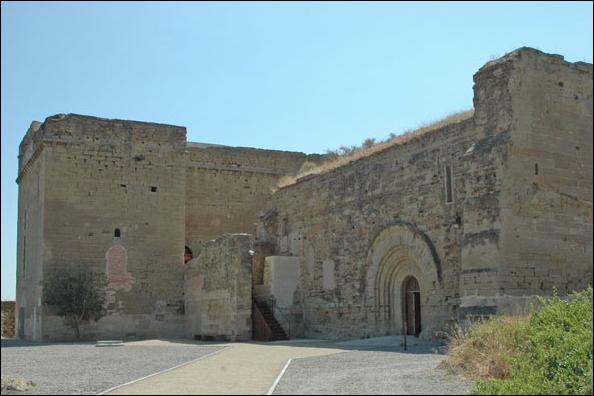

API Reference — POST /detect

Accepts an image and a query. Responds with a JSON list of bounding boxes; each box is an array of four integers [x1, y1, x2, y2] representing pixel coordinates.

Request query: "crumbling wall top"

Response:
[[186, 142, 326, 175], [19, 113, 187, 153], [17, 113, 188, 181], [476, 47, 592, 77]]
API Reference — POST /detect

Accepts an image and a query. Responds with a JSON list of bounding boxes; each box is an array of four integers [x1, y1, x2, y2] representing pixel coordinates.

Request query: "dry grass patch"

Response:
[[277, 109, 474, 188], [439, 316, 530, 380], [441, 288, 593, 395]]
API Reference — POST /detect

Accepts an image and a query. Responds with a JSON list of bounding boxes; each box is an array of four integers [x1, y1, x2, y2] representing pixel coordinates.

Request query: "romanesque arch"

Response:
[[364, 223, 442, 336]]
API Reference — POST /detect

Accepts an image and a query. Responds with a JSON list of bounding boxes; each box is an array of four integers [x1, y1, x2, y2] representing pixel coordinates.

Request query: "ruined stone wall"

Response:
[[455, 48, 518, 318], [185, 144, 323, 252], [15, 47, 590, 343], [262, 112, 509, 339], [457, 49, 593, 316], [20, 114, 188, 340], [184, 234, 252, 341], [16, 112, 323, 341], [1, 301, 16, 338], [258, 48, 593, 340], [497, 50, 593, 305]]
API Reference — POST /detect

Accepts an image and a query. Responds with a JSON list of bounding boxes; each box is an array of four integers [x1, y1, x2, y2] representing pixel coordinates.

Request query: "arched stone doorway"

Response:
[[403, 276, 421, 336], [364, 224, 441, 337]]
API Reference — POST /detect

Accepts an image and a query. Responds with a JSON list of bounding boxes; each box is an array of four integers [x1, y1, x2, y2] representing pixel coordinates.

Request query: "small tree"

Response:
[[43, 269, 106, 340]]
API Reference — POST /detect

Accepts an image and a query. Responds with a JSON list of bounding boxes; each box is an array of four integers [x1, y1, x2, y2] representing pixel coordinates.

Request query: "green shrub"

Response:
[[472, 287, 593, 395]]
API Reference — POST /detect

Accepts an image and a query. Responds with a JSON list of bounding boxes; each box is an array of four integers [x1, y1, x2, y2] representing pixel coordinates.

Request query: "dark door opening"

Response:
[[404, 276, 421, 336]]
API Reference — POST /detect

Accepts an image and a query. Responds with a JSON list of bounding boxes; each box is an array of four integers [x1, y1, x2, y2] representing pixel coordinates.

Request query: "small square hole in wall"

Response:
[[150, 186, 158, 192]]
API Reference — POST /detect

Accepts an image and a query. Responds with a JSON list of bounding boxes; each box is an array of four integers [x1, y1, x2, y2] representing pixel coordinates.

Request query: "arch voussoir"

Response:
[[364, 223, 442, 336]]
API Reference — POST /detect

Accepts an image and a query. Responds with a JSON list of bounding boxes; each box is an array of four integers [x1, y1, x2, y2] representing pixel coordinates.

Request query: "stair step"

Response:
[[253, 299, 289, 341]]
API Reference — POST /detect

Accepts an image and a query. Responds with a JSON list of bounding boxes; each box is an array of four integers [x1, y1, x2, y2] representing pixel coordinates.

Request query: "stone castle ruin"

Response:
[[16, 47, 593, 341]]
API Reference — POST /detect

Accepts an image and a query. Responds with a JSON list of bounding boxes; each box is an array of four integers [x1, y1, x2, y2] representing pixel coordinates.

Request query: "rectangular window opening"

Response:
[[445, 164, 453, 204], [150, 186, 158, 192]]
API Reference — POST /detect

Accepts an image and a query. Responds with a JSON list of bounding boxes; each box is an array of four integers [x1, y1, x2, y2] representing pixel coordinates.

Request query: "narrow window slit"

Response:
[[444, 164, 453, 204]]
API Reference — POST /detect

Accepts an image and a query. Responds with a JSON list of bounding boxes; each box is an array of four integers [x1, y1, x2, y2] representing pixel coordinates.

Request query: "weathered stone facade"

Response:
[[184, 234, 253, 341], [16, 114, 319, 341], [254, 48, 592, 340], [16, 47, 592, 341]]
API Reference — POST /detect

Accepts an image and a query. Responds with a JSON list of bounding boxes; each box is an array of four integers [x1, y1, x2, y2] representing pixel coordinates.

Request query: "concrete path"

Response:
[[271, 348, 472, 395], [106, 341, 343, 395]]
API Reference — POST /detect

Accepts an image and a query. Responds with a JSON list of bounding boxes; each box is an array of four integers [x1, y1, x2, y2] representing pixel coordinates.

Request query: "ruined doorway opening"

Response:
[[403, 276, 421, 336]]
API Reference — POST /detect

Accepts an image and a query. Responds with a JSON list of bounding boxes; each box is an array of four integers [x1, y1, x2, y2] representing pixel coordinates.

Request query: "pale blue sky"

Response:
[[1, 1, 592, 299]]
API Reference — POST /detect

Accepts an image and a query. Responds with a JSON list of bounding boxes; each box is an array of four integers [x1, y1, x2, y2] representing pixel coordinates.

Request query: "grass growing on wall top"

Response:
[[277, 109, 474, 188], [441, 287, 593, 395]]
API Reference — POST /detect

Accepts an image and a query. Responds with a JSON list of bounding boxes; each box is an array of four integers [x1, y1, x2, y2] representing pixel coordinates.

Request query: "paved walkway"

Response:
[[106, 341, 343, 395]]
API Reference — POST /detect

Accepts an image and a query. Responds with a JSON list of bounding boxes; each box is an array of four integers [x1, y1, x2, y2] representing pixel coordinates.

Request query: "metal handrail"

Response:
[[254, 295, 292, 338]]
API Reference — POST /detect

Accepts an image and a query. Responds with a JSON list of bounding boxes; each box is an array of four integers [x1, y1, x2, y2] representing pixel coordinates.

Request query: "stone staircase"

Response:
[[253, 298, 288, 341]]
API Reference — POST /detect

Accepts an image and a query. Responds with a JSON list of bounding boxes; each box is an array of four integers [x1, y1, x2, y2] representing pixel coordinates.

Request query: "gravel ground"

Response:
[[0, 339, 223, 395], [272, 346, 473, 395]]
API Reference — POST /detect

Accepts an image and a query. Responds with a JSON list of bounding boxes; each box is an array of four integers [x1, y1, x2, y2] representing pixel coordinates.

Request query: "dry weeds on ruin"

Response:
[[438, 316, 530, 380], [277, 109, 474, 188]]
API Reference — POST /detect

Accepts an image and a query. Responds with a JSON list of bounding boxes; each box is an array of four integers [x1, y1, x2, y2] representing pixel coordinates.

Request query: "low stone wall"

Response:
[[1, 301, 16, 338], [184, 234, 253, 341]]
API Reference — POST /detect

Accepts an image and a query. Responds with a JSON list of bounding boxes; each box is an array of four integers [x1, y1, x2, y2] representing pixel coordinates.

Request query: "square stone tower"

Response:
[[16, 114, 187, 340]]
